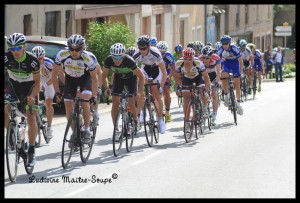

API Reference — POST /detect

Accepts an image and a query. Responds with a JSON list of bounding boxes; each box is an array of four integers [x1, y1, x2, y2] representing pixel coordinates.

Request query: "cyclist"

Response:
[[217, 35, 244, 115], [214, 41, 222, 54], [103, 43, 144, 131], [193, 41, 204, 57], [52, 34, 98, 144], [150, 37, 158, 47], [247, 43, 265, 92], [239, 39, 254, 94], [4, 33, 41, 166], [156, 41, 176, 122], [199, 45, 221, 125], [31, 46, 55, 140], [174, 48, 210, 118], [133, 35, 167, 134], [126, 46, 137, 58], [173, 44, 183, 62]]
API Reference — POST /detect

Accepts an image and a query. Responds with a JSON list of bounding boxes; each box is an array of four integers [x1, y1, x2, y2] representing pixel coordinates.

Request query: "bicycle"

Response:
[[221, 74, 239, 125], [5, 98, 34, 182], [61, 86, 97, 169], [199, 85, 212, 132], [112, 87, 135, 157], [252, 68, 258, 100], [35, 100, 50, 147], [240, 72, 248, 102], [143, 78, 160, 147], [182, 83, 205, 143]]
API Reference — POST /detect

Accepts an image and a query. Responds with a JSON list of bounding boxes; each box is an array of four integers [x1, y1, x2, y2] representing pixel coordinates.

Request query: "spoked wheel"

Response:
[[125, 114, 134, 152], [42, 120, 49, 144], [113, 108, 124, 157], [177, 95, 183, 108], [35, 118, 42, 148], [253, 74, 257, 100], [184, 102, 196, 143], [144, 103, 156, 147], [230, 91, 237, 125], [80, 125, 95, 163], [61, 115, 76, 169], [23, 140, 34, 175], [152, 103, 160, 144], [6, 121, 18, 182]]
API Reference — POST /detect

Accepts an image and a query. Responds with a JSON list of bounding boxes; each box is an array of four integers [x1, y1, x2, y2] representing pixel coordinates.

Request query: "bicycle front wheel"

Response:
[[184, 101, 195, 143], [230, 90, 237, 125], [178, 95, 183, 108], [126, 113, 134, 152], [253, 74, 257, 100], [6, 121, 18, 182], [61, 115, 76, 169], [113, 108, 124, 157]]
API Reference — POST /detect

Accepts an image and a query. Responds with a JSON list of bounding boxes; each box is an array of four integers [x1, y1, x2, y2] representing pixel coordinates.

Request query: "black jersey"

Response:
[[104, 54, 137, 79]]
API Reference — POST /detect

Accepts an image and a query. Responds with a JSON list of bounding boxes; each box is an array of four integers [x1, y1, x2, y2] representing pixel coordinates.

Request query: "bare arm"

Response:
[[96, 64, 103, 88], [52, 64, 61, 93], [102, 67, 109, 90], [89, 69, 98, 98], [158, 61, 167, 88], [202, 70, 211, 92], [29, 72, 41, 99], [133, 68, 145, 94]]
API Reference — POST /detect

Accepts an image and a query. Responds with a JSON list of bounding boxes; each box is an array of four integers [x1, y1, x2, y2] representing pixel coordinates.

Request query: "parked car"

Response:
[[26, 36, 68, 114]]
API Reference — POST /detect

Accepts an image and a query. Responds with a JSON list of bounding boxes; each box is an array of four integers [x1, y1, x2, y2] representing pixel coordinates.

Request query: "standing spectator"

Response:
[[264, 45, 273, 79], [273, 46, 284, 82]]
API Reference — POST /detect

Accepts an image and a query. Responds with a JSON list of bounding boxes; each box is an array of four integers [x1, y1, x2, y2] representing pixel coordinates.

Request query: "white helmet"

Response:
[[201, 45, 214, 57], [67, 34, 85, 47], [7, 33, 26, 46], [31, 46, 46, 58], [156, 41, 168, 52], [110, 43, 126, 56]]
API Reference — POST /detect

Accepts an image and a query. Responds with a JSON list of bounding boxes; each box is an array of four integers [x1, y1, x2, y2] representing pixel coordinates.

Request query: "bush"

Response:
[[85, 21, 137, 102], [284, 63, 296, 72]]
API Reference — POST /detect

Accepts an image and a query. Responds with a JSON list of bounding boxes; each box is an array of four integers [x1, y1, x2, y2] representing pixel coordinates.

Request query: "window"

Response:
[[156, 14, 162, 41], [245, 5, 249, 24], [179, 19, 184, 46], [236, 5, 240, 27], [23, 14, 32, 36], [45, 11, 61, 37], [65, 10, 72, 38]]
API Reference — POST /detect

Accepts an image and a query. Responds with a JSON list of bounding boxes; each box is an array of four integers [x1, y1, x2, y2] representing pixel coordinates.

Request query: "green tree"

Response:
[[85, 21, 137, 67]]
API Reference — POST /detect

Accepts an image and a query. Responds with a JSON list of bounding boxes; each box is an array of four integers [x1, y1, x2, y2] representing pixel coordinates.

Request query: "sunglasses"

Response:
[[203, 57, 210, 60], [222, 43, 229, 45], [69, 47, 82, 52], [138, 46, 148, 51], [9, 45, 24, 51], [112, 55, 123, 60], [184, 58, 193, 61]]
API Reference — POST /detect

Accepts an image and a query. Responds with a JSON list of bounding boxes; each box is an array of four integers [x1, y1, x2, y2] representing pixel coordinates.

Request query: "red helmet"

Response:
[[183, 47, 195, 59]]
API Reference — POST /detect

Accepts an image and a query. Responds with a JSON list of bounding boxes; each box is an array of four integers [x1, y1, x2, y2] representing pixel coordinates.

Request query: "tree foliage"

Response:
[[85, 21, 137, 67]]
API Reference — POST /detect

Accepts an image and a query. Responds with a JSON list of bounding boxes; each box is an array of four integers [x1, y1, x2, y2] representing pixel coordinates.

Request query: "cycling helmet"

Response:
[[183, 47, 195, 59], [174, 44, 183, 52], [126, 46, 137, 57], [246, 43, 256, 51], [137, 35, 151, 47], [67, 34, 85, 47], [201, 45, 214, 57], [206, 42, 212, 46], [193, 41, 204, 52], [156, 41, 168, 52], [214, 41, 222, 50], [7, 33, 26, 46], [220, 35, 231, 44], [187, 42, 195, 49], [150, 37, 157, 46], [239, 39, 247, 48], [31, 46, 46, 58], [110, 43, 126, 56]]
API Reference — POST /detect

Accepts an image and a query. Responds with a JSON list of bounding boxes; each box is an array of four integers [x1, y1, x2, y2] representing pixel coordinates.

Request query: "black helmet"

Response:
[[137, 35, 151, 47]]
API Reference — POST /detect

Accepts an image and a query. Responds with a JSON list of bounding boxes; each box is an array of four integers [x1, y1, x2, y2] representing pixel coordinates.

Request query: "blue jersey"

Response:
[[163, 51, 175, 75], [253, 49, 263, 71], [217, 44, 241, 76]]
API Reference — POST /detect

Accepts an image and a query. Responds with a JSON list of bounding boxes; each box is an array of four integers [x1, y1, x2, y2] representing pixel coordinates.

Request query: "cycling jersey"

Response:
[[104, 54, 137, 79], [253, 49, 263, 71], [54, 49, 97, 79], [85, 50, 99, 64], [40, 57, 54, 84], [199, 54, 221, 73], [163, 51, 175, 75], [217, 44, 241, 76], [240, 47, 253, 68], [175, 57, 206, 79], [5, 51, 40, 83]]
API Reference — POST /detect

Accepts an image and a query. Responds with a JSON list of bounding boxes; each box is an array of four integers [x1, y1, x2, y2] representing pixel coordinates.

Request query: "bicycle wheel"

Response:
[[152, 102, 160, 144], [42, 120, 49, 144], [177, 95, 183, 108], [144, 103, 155, 147], [253, 73, 257, 100], [206, 104, 212, 131], [6, 121, 18, 182], [184, 101, 195, 143], [243, 77, 248, 101], [35, 114, 42, 148], [126, 113, 134, 152], [23, 141, 34, 175], [230, 90, 237, 125], [113, 108, 124, 157], [61, 115, 76, 169]]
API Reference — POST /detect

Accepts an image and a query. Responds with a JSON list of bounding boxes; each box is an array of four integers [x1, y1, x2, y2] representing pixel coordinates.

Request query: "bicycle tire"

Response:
[[152, 102, 160, 144], [61, 115, 76, 169], [206, 104, 212, 131], [184, 101, 195, 143], [113, 108, 124, 157], [24, 140, 34, 175], [177, 95, 183, 108], [42, 120, 49, 144], [126, 113, 134, 152], [80, 127, 95, 163], [253, 73, 257, 100], [6, 121, 18, 182], [144, 102, 155, 147], [35, 113, 42, 148]]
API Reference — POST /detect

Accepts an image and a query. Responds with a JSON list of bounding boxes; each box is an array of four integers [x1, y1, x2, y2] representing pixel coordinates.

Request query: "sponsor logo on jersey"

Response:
[[60, 50, 69, 57]]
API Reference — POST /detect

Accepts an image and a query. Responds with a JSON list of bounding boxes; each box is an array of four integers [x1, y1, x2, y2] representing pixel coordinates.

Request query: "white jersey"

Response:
[[175, 57, 206, 79], [240, 47, 253, 61], [54, 49, 97, 78], [40, 57, 54, 84], [132, 46, 163, 66]]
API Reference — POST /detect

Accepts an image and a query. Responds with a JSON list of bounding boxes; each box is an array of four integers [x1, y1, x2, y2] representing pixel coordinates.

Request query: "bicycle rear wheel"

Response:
[[113, 108, 124, 157], [184, 101, 195, 143], [144, 103, 155, 147], [61, 115, 76, 169], [6, 121, 18, 182], [23, 141, 34, 175]]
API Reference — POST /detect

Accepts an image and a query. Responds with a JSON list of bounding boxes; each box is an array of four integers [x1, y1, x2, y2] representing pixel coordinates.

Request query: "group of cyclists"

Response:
[[4, 32, 265, 168]]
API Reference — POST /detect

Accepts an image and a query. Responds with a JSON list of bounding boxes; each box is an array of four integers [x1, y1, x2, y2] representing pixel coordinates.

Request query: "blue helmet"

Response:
[[239, 39, 247, 48], [220, 35, 231, 44], [174, 44, 183, 52], [150, 37, 157, 46]]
